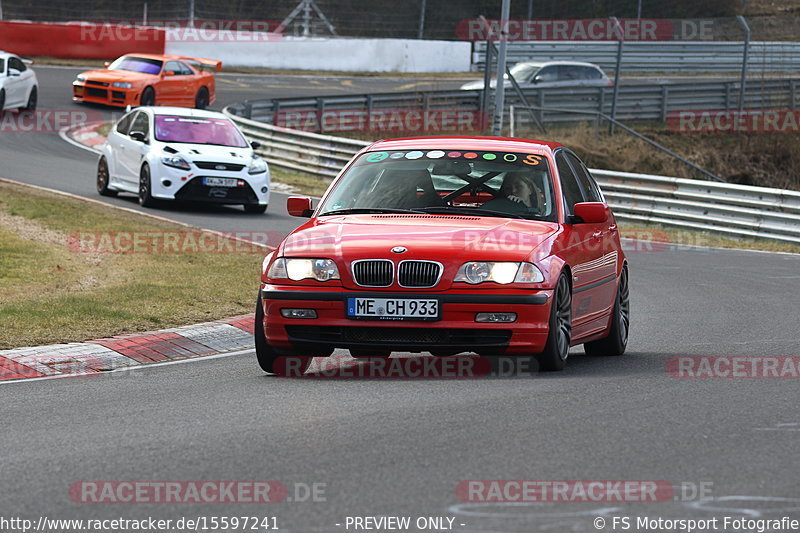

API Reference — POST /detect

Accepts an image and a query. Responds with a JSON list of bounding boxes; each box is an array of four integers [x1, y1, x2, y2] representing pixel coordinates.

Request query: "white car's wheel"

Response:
[[22, 86, 37, 111]]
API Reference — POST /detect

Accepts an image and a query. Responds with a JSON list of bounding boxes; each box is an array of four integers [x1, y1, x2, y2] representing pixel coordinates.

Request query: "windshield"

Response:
[[507, 62, 542, 81], [318, 149, 556, 221], [154, 115, 248, 147], [108, 56, 163, 75]]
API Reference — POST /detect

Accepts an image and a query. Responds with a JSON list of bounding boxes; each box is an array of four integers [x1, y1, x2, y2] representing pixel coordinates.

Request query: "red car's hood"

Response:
[[282, 214, 558, 290], [79, 69, 154, 83]]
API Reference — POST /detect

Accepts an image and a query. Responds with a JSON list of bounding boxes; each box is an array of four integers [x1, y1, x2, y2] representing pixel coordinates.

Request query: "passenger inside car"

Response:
[[364, 168, 444, 209]]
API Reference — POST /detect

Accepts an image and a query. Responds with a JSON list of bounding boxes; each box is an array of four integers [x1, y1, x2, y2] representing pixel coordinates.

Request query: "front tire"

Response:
[[584, 266, 629, 356], [0, 90, 6, 115], [536, 272, 572, 371], [97, 157, 117, 197], [138, 164, 156, 207], [140, 87, 155, 106], [22, 86, 37, 111], [244, 204, 267, 214], [255, 294, 312, 376], [195, 87, 209, 109]]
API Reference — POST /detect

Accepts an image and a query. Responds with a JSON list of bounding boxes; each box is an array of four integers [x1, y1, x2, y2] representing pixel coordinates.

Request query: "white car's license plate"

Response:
[[346, 297, 440, 321], [203, 177, 238, 187]]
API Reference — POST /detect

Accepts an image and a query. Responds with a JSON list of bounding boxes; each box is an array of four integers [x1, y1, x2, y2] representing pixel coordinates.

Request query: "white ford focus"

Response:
[[98, 107, 270, 213], [0, 51, 38, 113]]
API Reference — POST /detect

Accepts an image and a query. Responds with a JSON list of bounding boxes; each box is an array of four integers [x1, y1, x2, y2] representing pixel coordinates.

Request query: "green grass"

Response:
[[0, 181, 266, 349]]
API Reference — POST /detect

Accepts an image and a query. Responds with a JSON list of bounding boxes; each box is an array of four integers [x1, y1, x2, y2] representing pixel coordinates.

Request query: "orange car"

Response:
[[72, 53, 222, 109]]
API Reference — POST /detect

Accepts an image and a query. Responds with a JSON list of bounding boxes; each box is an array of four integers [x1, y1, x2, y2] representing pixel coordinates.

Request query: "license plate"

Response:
[[203, 177, 238, 187], [346, 298, 440, 321]]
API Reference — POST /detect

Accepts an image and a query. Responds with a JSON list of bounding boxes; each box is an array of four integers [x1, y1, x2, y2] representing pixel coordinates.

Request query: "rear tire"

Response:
[[535, 272, 572, 371], [195, 87, 209, 109], [97, 157, 117, 197], [138, 164, 156, 207], [244, 204, 267, 214], [22, 86, 37, 111], [255, 294, 312, 376], [140, 87, 155, 107], [584, 266, 629, 357]]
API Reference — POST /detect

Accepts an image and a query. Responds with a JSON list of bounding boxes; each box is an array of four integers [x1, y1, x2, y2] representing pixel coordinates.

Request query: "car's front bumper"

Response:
[[73, 82, 138, 107], [260, 284, 553, 355]]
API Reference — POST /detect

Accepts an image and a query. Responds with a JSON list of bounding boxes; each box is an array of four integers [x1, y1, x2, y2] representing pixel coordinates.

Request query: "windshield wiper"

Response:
[[414, 206, 526, 219], [319, 207, 421, 216]]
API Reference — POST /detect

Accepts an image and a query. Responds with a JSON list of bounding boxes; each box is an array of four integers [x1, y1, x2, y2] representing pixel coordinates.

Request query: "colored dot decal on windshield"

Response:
[[447, 151, 462, 158], [427, 150, 445, 159], [482, 153, 497, 160], [405, 151, 424, 159], [366, 152, 389, 162], [390, 152, 405, 159], [504, 153, 518, 162], [464, 152, 478, 159]]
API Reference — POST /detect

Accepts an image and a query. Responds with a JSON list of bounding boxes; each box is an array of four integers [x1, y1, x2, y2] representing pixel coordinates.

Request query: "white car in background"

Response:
[[0, 51, 38, 113], [97, 107, 270, 213], [460, 61, 611, 90]]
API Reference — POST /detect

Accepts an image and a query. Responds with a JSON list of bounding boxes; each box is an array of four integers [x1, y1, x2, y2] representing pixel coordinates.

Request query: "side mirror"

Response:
[[287, 196, 313, 218], [104, 61, 111, 67], [129, 130, 147, 142], [573, 202, 610, 224], [164, 70, 176, 77], [250, 140, 261, 150]]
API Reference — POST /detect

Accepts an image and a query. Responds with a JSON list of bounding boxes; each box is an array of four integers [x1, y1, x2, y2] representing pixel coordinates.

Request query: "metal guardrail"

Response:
[[227, 79, 800, 127], [225, 107, 800, 245], [472, 41, 800, 74]]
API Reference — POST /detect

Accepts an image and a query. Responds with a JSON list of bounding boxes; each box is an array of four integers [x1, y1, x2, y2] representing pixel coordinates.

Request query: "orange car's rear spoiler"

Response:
[[180, 57, 223, 72]]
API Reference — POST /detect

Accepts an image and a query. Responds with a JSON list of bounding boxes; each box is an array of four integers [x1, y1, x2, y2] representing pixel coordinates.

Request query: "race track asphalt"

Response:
[[0, 67, 798, 532]]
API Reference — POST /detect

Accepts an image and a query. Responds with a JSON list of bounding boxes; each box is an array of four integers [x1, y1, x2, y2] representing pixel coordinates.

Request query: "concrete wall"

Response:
[[165, 34, 472, 73]]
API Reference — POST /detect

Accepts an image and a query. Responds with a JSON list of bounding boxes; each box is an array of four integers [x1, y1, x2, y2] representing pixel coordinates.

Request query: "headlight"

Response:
[[248, 157, 267, 175], [112, 81, 132, 88], [454, 262, 544, 285], [76, 75, 86, 83], [268, 258, 340, 282], [161, 156, 190, 170]]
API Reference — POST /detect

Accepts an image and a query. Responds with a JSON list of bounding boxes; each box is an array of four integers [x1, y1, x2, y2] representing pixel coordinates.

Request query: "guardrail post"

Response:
[[272, 100, 280, 125], [243, 102, 253, 120], [315, 97, 325, 134], [423, 93, 431, 111], [660, 86, 669, 123], [537, 91, 545, 126], [791, 80, 797, 110]]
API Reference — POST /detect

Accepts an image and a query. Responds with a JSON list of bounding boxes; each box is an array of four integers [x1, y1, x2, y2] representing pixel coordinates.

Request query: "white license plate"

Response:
[[346, 298, 439, 321], [203, 177, 238, 187]]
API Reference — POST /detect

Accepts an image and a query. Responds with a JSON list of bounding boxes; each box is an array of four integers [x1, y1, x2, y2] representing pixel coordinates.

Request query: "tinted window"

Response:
[[108, 56, 162, 75], [177, 61, 194, 75], [534, 66, 558, 83], [164, 61, 192, 76], [115, 112, 135, 134], [129, 112, 149, 137], [558, 65, 583, 81], [154, 115, 248, 147], [8, 57, 26, 72], [567, 152, 603, 202], [583, 66, 603, 80], [556, 152, 585, 215]]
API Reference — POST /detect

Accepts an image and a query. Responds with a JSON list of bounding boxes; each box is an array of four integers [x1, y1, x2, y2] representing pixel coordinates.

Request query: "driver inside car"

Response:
[[481, 173, 543, 214]]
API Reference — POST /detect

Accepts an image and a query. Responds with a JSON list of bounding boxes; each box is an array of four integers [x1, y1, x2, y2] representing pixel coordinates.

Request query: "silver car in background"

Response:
[[461, 60, 611, 90]]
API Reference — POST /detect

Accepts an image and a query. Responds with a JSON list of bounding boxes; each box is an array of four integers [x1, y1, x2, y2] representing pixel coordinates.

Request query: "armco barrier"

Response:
[[0, 21, 165, 59], [472, 41, 800, 74], [228, 79, 800, 126], [225, 107, 800, 245]]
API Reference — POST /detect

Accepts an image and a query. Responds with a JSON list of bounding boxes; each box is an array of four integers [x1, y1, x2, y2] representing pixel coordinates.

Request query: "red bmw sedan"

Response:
[[256, 137, 629, 374]]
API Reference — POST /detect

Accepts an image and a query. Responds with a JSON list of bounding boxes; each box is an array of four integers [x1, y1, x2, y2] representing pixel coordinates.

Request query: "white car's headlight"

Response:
[[248, 157, 267, 175], [161, 156, 191, 170], [112, 82, 132, 88], [454, 262, 544, 285], [268, 258, 340, 282]]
